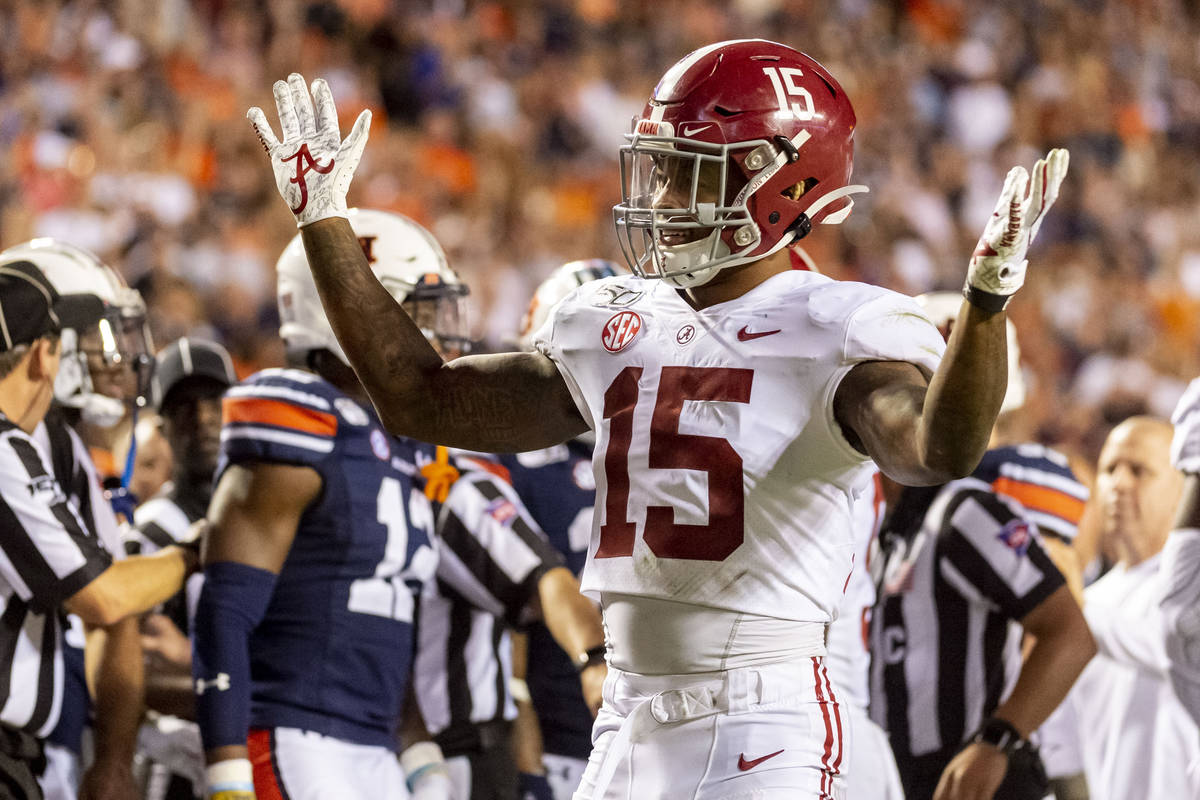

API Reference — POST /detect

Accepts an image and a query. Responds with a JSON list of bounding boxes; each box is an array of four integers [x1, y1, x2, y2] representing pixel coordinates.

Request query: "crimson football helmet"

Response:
[[614, 39, 867, 288]]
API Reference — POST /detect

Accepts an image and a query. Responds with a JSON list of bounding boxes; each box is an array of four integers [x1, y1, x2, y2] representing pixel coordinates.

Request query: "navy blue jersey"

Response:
[[973, 443, 1089, 543], [218, 369, 436, 747], [498, 440, 595, 760]]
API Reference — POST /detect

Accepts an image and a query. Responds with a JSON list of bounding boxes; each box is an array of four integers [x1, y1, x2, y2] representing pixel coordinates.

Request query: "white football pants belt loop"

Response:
[[587, 655, 812, 799], [589, 679, 729, 799]]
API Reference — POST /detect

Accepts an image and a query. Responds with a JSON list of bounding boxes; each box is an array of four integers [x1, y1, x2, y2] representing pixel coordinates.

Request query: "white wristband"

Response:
[[206, 758, 253, 796], [400, 741, 449, 791]]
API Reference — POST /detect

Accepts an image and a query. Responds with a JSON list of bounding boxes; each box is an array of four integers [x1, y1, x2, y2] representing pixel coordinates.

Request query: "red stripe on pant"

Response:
[[247, 728, 290, 800], [811, 656, 843, 798], [820, 662, 845, 773]]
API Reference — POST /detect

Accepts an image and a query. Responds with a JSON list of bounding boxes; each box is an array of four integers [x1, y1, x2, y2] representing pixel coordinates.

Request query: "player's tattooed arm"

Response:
[[835, 301, 1008, 485], [300, 218, 588, 452]]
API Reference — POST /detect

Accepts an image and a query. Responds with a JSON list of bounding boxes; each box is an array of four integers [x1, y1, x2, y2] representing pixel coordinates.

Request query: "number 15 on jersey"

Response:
[[598, 365, 753, 562]]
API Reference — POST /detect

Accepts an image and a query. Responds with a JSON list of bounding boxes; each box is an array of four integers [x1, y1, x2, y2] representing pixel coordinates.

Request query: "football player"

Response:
[[0, 240, 195, 800], [249, 39, 1069, 798], [195, 209, 606, 800]]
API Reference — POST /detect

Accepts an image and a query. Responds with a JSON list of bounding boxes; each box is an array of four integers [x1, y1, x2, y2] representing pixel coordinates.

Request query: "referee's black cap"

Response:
[[152, 337, 238, 412], [0, 261, 104, 352]]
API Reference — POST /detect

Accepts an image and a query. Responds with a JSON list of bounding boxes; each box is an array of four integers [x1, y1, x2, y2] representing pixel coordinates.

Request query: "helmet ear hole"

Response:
[[781, 178, 819, 201]]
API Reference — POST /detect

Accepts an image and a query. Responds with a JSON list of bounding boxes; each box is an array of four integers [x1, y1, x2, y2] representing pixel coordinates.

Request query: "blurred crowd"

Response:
[[2, 0, 1199, 464]]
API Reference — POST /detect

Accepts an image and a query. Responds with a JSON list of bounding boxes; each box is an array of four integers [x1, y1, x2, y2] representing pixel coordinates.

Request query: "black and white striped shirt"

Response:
[[126, 488, 207, 634], [0, 416, 112, 737], [869, 478, 1065, 763], [414, 468, 563, 755]]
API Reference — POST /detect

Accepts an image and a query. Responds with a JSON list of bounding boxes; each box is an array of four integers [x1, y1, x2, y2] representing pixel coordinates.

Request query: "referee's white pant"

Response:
[[573, 657, 849, 800]]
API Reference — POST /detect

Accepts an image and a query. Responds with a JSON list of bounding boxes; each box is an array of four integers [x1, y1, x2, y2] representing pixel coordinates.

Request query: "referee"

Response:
[[413, 458, 605, 800], [0, 261, 196, 797], [869, 473, 1096, 800]]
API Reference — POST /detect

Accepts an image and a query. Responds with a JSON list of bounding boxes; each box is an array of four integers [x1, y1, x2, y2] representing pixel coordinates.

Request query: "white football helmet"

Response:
[[517, 259, 625, 350], [0, 239, 153, 427], [916, 291, 1026, 413], [277, 208, 470, 363]]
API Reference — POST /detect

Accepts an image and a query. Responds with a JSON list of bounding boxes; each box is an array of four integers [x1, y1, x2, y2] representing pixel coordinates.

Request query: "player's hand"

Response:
[[78, 756, 137, 800], [932, 742, 1009, 800], [964, 148, 1069, 311], [1171, 378, 1200, 473], [141, 612, 192, 668], [247, 73, 371, 228]]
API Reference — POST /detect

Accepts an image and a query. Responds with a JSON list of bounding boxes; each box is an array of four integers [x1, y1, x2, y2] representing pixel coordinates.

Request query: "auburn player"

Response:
[[192, 212, 450, 799], [196, 209, 606, 800], [250, 40, 1068, 798], [271, 209, 606, 800]]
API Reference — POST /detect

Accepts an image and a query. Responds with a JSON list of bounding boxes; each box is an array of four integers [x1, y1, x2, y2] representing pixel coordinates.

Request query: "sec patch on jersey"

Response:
[[602, 311, 642, 353]]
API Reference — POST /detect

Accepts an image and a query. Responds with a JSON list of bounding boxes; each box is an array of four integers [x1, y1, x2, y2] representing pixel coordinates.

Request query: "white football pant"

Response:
[[247, 727, 409, 799], [842, 707, 903, 799], [544, 753, 587, 800], [573, 657, 849, 800]]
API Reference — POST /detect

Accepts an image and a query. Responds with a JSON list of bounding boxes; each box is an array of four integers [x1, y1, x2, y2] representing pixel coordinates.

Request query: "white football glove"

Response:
[[964, 148, 1069, 311], [1172, 378, 1200, 474], [247, 73, 371, 227]]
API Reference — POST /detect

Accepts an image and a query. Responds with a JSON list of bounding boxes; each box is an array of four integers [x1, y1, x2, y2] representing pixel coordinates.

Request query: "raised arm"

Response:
[[835, 150, 1069, 486], [248, 74, 586, 452], [835, 301, 1007, 485], [299, 218, 587, 451]]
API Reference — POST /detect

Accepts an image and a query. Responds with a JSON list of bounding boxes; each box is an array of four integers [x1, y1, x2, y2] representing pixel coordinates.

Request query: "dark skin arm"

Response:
[[300, 217, 1005, 474], [834, 300, 1008, 485], [933, 585, 1097, 800], [79, 617, 142, 800], [140, 613, 198, 720], [300, 218, 587, 452], [202, 462, 321, 766]]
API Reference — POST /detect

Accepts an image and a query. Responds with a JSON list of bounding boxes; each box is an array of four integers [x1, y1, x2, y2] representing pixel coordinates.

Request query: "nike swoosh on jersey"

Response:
[[736, 326, 782, 342], [737, 749, 785, 771]]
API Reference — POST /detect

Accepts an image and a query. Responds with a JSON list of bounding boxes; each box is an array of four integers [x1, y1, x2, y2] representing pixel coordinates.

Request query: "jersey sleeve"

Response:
[[530, 284, 597, 431], [0, 430, 112, 612], [434, 471, 564, 627], [218, 372, 340, 474], [935, 486, 1065, 620], [127, 497, 194, 556], [837, 287, 946, 375], [974, 446, 1089, 543]]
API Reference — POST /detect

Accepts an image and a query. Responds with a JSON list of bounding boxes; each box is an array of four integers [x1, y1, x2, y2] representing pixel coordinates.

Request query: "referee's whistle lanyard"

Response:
[[106, 404, 139, 522]]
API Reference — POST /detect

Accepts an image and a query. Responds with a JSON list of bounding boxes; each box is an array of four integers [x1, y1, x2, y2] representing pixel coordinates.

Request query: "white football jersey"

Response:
[[533, 271, 944, 622], [826, 470, 885, 710]]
